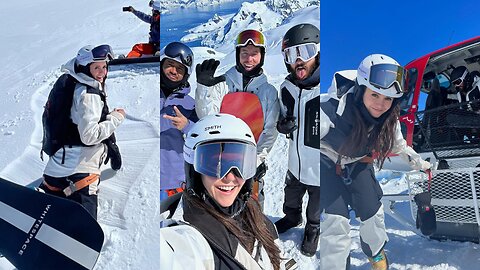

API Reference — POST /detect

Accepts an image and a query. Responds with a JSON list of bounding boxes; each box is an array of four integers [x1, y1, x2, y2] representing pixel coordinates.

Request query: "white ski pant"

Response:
[[320, 156, 388, 268], [320, 206, 388, 269]]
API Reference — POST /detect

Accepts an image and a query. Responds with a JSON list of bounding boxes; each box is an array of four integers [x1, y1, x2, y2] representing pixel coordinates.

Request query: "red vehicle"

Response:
[[383, 36, 480, 242]]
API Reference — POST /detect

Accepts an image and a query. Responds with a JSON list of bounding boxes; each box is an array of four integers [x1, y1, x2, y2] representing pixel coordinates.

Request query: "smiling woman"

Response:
[[160, 114, 282, 270]]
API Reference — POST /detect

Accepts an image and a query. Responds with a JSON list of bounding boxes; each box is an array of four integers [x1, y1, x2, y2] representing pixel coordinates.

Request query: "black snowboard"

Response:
[[0, 178, 104, 270], [109, 55, 160, 66]]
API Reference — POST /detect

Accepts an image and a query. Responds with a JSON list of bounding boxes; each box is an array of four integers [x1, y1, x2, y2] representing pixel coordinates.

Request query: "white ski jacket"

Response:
[[320, 70, 430, 170], [44, 58, 124, 177], [279, 77, 320, 187], [160, 196, 277, 270], [196, 66, 279, 165]]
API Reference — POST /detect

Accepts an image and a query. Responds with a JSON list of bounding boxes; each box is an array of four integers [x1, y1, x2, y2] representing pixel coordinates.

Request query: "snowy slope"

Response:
[[0, 1, 159, 269]]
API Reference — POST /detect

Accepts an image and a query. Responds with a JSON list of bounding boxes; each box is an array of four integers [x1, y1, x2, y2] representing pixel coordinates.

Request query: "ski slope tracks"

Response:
[[0, 1, 159, 269]]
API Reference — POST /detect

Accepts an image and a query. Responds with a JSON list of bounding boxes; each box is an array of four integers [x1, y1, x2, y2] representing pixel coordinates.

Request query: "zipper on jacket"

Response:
[[296, 88, 302, 182]]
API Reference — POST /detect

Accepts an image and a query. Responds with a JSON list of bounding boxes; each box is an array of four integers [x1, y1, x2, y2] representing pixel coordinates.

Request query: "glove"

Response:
[[414, 191, 437, 236], [196, 59, 225, 87], [276, 116, 298, 134], [104, 136, 122, 171], [254, 162, 267, 181]]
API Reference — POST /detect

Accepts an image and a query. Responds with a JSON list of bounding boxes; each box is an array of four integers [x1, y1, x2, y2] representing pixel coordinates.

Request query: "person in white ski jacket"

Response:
[[160, 114, 283, 270], [320, 54, 431, 270], [41, 45, 125, 219], [195, 29, 279, 208]]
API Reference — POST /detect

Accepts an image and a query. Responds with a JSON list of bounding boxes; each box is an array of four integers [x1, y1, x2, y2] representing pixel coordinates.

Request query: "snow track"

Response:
[[0, 62, 160, 270]]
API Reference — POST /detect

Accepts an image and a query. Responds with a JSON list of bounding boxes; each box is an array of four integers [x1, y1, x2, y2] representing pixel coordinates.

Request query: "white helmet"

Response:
[[184, 114, 257, 194], [356, 54, 406, 98], [76, 44, 114, 67], [152, 0, 160, 11]]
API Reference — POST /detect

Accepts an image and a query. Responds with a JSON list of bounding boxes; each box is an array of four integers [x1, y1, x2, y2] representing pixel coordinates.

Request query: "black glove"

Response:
[[277, 116, 298, 135], [254, 162, 267, 181], [414, 191, 437, 236], [104, 135, 122, 171], [196, 59, 225, 87]]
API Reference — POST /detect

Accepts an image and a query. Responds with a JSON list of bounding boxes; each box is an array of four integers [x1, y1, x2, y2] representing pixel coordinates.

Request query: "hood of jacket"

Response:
[[61, 58, 103, 90]]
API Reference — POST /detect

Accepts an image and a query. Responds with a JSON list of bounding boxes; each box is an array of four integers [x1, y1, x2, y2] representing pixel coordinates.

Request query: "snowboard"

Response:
[[220, 92, 264, 143], [0, 178, 104, 270], [109, 55, 160, 66]]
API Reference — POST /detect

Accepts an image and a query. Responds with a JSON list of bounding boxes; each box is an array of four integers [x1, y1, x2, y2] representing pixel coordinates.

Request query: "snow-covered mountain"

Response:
[[160, 0, 238, 10], [180, 0, 319, 50]]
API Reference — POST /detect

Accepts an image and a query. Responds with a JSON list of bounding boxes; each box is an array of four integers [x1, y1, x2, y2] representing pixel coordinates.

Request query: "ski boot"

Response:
[[300, 223, 320, 257], [368, 249, 388, 270], [274, 215, 302, 234]]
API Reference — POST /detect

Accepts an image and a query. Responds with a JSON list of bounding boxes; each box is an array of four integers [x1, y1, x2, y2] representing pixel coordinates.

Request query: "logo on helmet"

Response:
[[205, 125, 221, 132]]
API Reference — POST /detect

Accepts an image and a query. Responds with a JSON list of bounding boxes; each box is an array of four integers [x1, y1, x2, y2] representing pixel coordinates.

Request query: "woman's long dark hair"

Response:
[[183, 191, 281, 270], [338, 94, 400, 169]]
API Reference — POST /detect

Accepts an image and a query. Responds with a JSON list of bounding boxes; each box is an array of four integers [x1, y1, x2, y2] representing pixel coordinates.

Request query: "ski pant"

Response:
[[40, 173, 99, 220], [282, 170, 320, 226], [320, 155, 388, 270]]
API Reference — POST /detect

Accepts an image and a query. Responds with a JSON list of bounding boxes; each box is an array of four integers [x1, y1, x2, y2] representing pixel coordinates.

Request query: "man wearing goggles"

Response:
[[275, 23, 320, 258], [124, 0, 160, 57], [319, 54, 432, 270], [40, 44, 126, 220], [160, 114, 284, 270], [449, 65, 480, 106], [195, 29, 280, 209]]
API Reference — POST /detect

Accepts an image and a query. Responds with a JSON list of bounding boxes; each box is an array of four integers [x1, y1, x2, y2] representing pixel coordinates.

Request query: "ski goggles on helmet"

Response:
[[236, 30, 266, 48], [91, 44, 114, 61], [452, 69, 468, 86], [282, 43, 319, 64], [162, 44, 193, 67], [194, 141, 257, 180], [369, 63, 407, 94]]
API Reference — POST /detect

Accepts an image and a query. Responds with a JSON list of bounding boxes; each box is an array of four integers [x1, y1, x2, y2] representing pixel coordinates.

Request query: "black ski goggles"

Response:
[[162, 45, 193, 67], [369, 63, 407, 93], [91, 44, 114, 61], [194, 142, 257, 180]]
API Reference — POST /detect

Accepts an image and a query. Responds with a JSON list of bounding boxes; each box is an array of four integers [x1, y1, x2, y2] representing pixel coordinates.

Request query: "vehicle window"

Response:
[[399, 68, 417, 115]]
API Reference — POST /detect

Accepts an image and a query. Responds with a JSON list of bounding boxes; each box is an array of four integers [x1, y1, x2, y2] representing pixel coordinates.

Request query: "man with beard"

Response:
[[274, 23, 320, 257], [195, 29, 280, 209], [160, 42, 198, 200]]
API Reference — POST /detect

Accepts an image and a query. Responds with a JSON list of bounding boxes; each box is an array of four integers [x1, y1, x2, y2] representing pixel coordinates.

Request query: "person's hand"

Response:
[[196, 59, 225, 87], [163, 106, 188, 131], [114, 108, 126, 117], [128, 6, 134, 12], [277, 116, 298, 134]]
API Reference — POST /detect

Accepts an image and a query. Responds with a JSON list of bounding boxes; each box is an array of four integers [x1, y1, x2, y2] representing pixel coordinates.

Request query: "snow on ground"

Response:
[[0, 1, 159, 269]]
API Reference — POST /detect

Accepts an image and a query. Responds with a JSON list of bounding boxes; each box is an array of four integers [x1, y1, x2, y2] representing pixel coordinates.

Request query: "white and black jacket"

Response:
[[44, 58, 124, 177], [196, 66, 280, 165], [278, 70, 320, 187], [320, 70, 430, 170]]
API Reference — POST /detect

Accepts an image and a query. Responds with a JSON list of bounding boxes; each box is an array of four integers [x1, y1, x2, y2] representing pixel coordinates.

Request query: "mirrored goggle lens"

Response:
[[283, 43, 319, 64], [164, 45, 193, 67], [194, 142, 257, 180], [236, 30, 265, 47], [91, 44, 114, 61], [369, 63, 406, 93]]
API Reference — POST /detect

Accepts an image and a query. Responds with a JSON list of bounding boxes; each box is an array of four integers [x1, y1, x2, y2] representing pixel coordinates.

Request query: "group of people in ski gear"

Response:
[[160, 23, 320, 269], [40, 44, 125, 220], [320, 54, 432, 269], [195, 28, 280, 209]]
